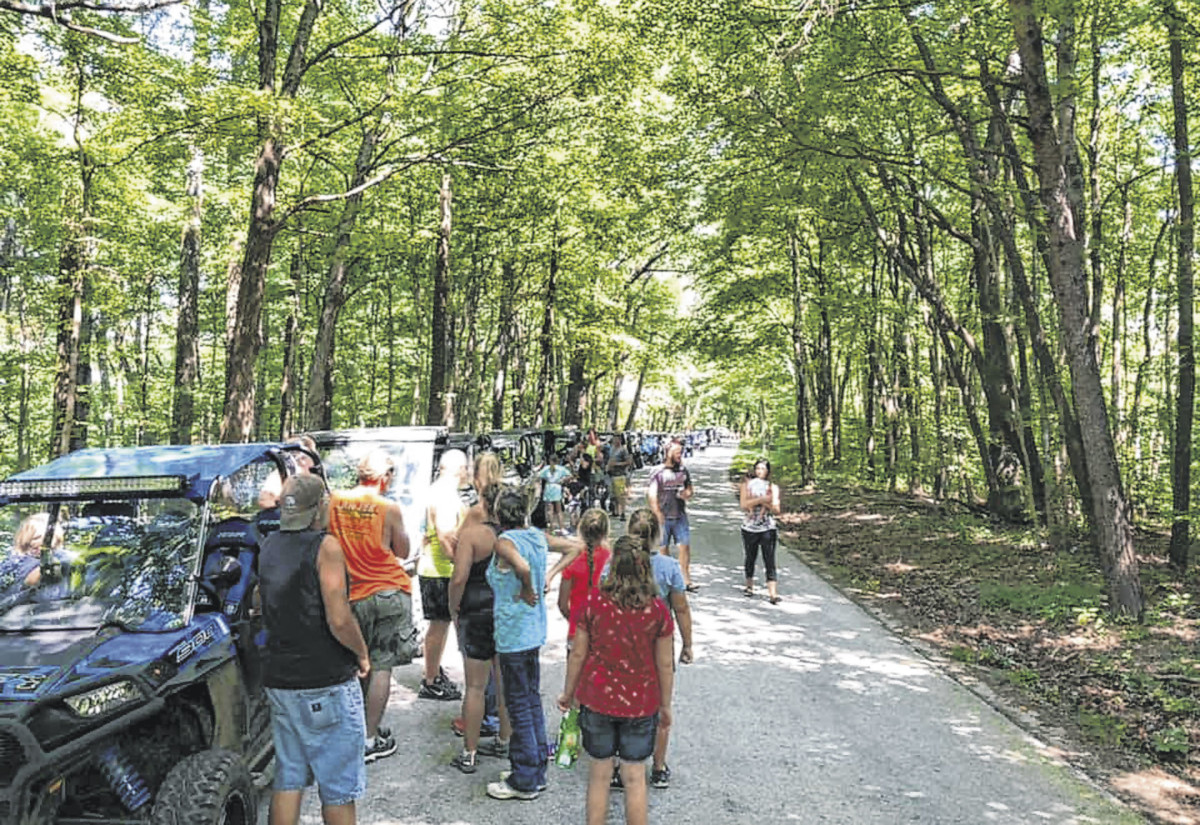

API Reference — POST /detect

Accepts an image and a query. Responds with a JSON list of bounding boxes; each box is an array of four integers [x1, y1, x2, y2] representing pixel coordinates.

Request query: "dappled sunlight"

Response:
[[1111, 768, 1200, 824]]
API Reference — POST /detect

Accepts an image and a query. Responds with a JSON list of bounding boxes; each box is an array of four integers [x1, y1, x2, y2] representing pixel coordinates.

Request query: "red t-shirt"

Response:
[[562, 545, 612, 639], [575, 590, 674, 718]]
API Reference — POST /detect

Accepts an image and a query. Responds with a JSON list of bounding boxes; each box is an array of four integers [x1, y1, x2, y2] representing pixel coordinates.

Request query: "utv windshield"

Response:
[[0, 496, 202, 632]]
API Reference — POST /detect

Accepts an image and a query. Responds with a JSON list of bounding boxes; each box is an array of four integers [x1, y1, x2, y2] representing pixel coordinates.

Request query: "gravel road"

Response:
[[273, 445, 1142, 824]]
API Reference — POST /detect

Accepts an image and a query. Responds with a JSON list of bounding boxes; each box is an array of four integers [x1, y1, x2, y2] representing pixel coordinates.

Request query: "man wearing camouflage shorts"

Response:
[[329, 449, 415, 763]]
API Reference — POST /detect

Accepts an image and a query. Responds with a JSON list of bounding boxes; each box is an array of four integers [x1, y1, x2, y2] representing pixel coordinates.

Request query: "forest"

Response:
[[0, 0, 1197, 619]]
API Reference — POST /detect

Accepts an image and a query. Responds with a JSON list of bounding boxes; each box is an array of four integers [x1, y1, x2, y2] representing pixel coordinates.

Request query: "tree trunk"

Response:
[[221, 0, 322, 442], [534, 223, 561, 427], [172, 147, 203, 445], [278, 250, 303, 438], [623, 356, 648, 433], [1010, 0, 1144, 617], [307, 130, 378, 430], [789, 233, 814, 483], [564, 346, 586, 427], [1167, 0, 1195, 572], [491, 261, 515, 430], [426, 171, 453, 427]]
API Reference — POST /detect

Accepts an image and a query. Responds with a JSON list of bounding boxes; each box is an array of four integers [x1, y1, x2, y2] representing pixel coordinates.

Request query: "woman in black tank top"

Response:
[[448, 484, 510, 769]]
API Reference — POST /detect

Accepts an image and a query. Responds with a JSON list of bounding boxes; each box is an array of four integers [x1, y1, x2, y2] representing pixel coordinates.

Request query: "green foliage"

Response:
[[979, 581, 1106, 625]]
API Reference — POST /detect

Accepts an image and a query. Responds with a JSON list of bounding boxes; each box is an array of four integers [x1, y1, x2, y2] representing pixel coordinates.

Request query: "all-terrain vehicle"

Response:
[[0, 442, 310, 825]]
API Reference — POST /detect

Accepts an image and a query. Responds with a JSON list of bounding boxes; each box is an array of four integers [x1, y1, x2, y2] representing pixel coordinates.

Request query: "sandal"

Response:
[[685, 583, 700, 593], [743, 587, 754, 597], [769, 595, 782, 605]]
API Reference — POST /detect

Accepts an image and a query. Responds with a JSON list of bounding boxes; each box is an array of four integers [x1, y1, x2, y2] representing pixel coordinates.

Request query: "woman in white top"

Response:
[[739, 459, 781, 603]]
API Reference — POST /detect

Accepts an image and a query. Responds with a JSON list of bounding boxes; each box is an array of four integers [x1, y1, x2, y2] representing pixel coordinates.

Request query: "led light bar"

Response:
[[0, 475, 187, 500], [63, 680, 141, 717]]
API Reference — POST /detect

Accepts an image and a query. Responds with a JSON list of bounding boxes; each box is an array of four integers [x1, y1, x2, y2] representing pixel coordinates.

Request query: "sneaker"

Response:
[[450, 750, 477, 774], [486, 778, 539, 800], [364, 734, 397, 764], [500, 770, 547, 791], [375, 725, 392, 740], [418, 679, 460, 701], [610, 765, 623, 791], [477, 737, 510, 757], [651, 765, 671, 789], [452, 716, 499, 738]]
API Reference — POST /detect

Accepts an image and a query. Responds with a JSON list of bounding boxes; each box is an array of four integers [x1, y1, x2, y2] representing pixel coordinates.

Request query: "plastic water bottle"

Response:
[[555, 708, 580, 768]]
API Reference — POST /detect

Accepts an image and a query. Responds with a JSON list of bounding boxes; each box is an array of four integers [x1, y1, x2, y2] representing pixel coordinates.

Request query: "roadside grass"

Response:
[[740, 442, 1200, 822]]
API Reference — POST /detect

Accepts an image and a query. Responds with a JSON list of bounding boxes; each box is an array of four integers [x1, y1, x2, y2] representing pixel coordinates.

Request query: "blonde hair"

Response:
[[14, 513, 63, 557], [600, 535, 658, 609], [475, 452, 503, 490], [626, 508, 660, 555]]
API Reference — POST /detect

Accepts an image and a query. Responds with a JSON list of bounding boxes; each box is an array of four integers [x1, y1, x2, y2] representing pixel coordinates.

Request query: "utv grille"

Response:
[[0, 730, 24, 786]]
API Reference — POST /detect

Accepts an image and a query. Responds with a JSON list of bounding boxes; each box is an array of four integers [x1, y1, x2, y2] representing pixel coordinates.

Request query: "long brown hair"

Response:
[[626, 508, 660, 555], [600, 535, 657, 609], [578, 508, 608, 584]]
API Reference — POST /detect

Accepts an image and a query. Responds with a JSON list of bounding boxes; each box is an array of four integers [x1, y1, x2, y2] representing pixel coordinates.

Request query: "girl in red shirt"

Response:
[[557, 535, 675, 825], [557, 508, 612, 650]]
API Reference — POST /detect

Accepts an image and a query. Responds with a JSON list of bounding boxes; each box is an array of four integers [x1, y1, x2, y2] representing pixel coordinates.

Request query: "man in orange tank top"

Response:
[[328, 449, 413, 764]]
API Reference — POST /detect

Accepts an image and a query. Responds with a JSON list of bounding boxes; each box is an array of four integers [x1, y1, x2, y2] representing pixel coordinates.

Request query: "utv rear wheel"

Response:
[[151, 748, 256, 825]]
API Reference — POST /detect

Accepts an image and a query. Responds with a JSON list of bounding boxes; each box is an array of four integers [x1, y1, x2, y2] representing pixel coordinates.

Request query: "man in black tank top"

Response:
[[259, 474, 371, 825]]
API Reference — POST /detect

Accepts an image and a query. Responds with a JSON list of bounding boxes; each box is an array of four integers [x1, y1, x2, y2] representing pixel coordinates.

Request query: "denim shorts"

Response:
[[266, 679, 366, 806], [661, 515, 690, 547], [579, 706, 658, 762]]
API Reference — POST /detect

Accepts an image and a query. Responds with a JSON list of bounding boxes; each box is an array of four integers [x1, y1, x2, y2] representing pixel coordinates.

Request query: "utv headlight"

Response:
[[63, 680, 141, 717]]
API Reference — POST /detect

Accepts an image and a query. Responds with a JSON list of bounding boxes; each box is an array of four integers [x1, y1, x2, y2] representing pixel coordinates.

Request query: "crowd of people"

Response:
[[257, 435, 778, 825]]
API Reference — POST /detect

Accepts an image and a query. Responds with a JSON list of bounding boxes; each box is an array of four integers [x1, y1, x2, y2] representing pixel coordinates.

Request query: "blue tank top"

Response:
[[487, 528, 547, 653]]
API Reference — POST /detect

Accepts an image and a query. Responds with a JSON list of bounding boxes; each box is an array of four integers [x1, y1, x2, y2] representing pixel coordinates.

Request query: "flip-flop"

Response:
[[743, 587, 754, 597], [769, 596, 782, 605], [686, 583, 700, 593]]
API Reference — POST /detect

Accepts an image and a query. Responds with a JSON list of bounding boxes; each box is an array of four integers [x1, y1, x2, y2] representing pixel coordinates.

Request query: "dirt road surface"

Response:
[[273, 445, 1142, 824]]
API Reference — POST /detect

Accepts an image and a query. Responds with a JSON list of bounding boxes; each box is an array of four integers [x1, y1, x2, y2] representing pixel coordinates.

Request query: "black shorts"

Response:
[[456, 610, 496, 660], [419, 576, 451, 622], [579, 706, 657, 762]]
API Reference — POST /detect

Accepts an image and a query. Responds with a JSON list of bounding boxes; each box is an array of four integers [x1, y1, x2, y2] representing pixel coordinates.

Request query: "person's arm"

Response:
[[653, 631, 674, 730], [317, 535, 370, 678], [494, 537, 537, 605], [448, 526, 476, 620], [738, 479, 754, 511], [544, 534, 585, 587], [768, 483, 782, 516], [557, 576, 573, 621], [432, 498, 460, 556], [669, 590, 694, 664], [385, 501, 410, 560], [556, 623, 590, 711], [679, 469, 695, 502]]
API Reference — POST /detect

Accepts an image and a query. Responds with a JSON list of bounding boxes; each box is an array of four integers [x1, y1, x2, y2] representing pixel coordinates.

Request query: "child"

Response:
[[558, 535, 674, 825], [537, 454, 572, 535], [485, 487, 549, 801], [558, 509, 611, 671], [625, 508, 692, 789]]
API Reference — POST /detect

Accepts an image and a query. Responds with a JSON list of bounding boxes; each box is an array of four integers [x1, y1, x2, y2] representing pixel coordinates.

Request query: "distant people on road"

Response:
[[558, 534, 675, 825], [327, 448, 413, 763], [537, 453, 572, 535], [485, 487, 550, 801], [647, 441, 696, 591], [740, 458, 782, 604], [625, 507, 692, 789], [259, 474, 370, 825], [605, 435, 633, 519], [418, 449, 470, 702]]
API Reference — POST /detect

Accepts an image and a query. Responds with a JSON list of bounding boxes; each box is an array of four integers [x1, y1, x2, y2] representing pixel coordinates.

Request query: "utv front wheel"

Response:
[[151, 748, 256, 825]]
